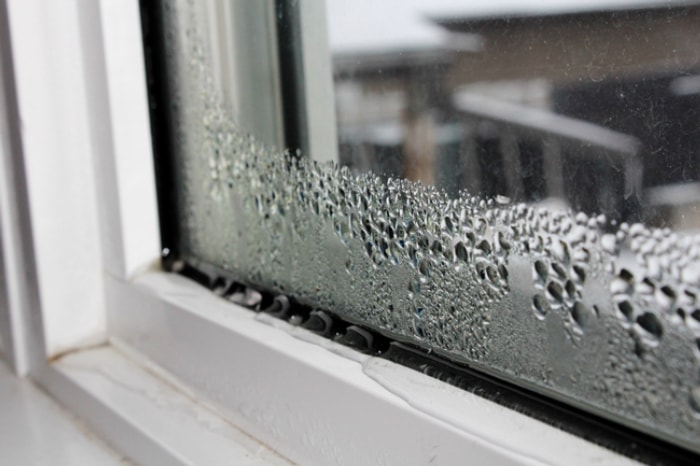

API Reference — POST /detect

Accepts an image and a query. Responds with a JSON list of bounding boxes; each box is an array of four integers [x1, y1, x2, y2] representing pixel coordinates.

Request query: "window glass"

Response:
[[150, 0, 700, 454], [328, 0, 700, 227], [0, 228, 6, 359]]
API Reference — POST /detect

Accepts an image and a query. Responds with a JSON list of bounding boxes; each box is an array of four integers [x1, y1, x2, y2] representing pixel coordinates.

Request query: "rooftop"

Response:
[[326, 0, 699, 56]]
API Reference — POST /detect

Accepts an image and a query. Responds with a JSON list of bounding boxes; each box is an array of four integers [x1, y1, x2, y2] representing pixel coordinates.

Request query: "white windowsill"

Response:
[[0, 358, 127, 465], [38, 268, 636, 466], [42, 345, 291, 466]]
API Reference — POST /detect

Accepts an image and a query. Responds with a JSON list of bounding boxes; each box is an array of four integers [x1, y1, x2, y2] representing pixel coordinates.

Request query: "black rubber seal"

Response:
[[139, 0, 181, 270], [275, 0, 309, 160]]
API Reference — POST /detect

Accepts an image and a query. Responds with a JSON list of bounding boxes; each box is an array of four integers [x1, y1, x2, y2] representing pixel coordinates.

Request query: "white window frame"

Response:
[[0, 0, 641, 464]]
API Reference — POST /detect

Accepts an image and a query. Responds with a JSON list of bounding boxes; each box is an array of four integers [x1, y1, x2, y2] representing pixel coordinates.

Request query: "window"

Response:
[[2, 0, 700, 464], [143, 0, 700, 461]]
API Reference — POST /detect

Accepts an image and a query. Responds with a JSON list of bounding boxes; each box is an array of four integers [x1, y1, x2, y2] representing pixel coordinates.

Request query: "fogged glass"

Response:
[[156, 0, 700, 453]]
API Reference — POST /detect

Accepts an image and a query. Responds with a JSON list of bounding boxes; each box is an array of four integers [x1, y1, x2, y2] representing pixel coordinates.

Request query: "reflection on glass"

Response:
[[327, 0, 700, 227], [154, 0, 700, 456]]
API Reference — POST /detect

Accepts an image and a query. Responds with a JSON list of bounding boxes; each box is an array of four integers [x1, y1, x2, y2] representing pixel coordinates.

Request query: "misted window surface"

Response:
[[154, 0, 700, 453]]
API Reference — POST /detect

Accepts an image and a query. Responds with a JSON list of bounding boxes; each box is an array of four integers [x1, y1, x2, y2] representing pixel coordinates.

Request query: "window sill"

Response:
[[41, 345, 290, 465], [39, 269, 637, 466]]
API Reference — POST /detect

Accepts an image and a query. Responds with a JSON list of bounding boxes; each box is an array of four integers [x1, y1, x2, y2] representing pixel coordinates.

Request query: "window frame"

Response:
[[0, 0, 656, 464]]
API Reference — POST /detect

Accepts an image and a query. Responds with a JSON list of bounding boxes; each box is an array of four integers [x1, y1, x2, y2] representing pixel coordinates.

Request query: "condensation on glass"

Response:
[[157, 0, 700, 453]]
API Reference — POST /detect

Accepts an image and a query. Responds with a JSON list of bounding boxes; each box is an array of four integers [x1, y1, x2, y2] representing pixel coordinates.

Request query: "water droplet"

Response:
[[533, 260, 548, 284], [551, 239, 570, 265], [409, 280, 421, 294], [572, 265, 586, 284], [690, 309, 700, 326], [656, 286, 676, 311], [496, 194, 511, 205], [601, 234, 617, 254], [646, 257, 662, 281], [638, 278, 655, 295], [443, 216, 454, 232], [619, 268, 634, 283], [389, 240, 402, 264], [377, 238, 388, 256], [573, 247, 590, 263], [476, 239, 492, 255], [533, 294, 548, 319], [617, 300, 634, 322], [455, 242, 469, 262], [486, 265, 499, 283], [345, 258, 354, 274], [418, 235, 430, 250], [571, 301, 589, 329], [568, 225, 587, 245], [682, 264, 700, 286], [497, 231, 512, 251], [546, 281, 564, 304], [407, 243, 418, 267], [418, 258, 433, 277], [442, 242, 455, 262], [552, 262, 568, 279], [565, 280, 576, 298], [610, 278, 632, 296], [635, 312, 663, 341], [474, 218, 487, 235], [690, 386, 700, 414]]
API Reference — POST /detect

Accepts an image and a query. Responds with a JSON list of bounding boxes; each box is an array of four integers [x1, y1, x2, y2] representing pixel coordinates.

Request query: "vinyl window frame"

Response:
[[0, 0, 636, 464]]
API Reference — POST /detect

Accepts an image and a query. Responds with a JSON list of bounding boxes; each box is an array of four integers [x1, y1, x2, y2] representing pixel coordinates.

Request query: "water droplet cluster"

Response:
[[162, 1, 700, 452]]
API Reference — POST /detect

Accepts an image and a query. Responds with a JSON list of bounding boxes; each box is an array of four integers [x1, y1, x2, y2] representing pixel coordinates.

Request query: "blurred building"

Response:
[[328, 0, 700, 226]]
